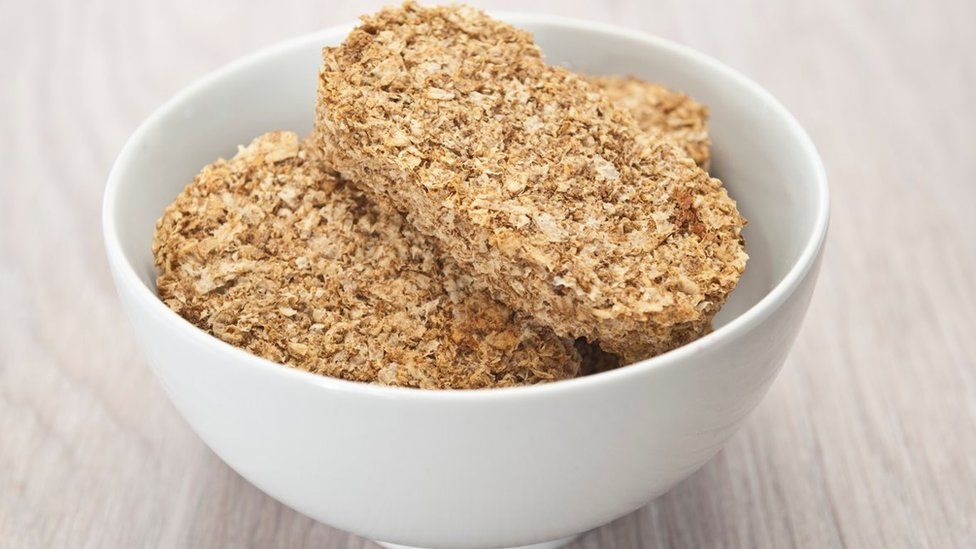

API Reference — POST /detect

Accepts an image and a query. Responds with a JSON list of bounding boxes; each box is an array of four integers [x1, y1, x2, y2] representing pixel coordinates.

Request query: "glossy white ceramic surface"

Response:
[[103, 15, 828, 549]]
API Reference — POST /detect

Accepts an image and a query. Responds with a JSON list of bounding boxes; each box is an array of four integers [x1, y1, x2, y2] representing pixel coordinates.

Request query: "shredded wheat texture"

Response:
[[153, 132, 581, 389], [586, 75, 711, 167], [315, 2, 747, 361]]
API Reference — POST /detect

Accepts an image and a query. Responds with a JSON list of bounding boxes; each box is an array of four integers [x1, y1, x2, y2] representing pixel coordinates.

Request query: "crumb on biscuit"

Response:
[[587, 75, 711, 168]]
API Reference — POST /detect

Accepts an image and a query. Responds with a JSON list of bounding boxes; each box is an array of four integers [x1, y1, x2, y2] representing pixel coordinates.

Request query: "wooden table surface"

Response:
[[3, 0, 975, 547]]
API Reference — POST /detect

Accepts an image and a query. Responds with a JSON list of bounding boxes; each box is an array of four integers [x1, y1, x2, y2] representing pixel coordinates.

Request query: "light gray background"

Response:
[[2, 0, 974, 547]]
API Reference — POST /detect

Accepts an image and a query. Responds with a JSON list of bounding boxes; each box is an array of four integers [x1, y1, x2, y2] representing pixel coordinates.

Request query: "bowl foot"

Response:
[[375, 532, 581, 549]]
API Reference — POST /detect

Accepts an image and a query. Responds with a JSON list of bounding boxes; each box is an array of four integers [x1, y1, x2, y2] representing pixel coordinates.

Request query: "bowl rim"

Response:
[[102, 13, 830, 402]]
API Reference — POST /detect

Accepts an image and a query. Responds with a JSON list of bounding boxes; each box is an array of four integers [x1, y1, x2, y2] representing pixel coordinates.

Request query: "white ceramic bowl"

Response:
[[103, 14, 828, 549]]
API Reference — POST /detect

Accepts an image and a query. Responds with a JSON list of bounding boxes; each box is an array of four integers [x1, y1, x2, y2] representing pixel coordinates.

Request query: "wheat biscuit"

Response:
[[153, 132, 580, 389], [315, 3, 747, 361]]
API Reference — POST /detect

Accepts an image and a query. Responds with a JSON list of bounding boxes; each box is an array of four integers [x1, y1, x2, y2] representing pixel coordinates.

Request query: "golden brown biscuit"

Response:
[[315, 3, 747, 362], [153, 132, 580, 389]]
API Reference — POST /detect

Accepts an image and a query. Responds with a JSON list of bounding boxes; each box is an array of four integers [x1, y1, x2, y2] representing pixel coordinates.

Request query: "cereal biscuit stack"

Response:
[[155, 2, 748, 386]]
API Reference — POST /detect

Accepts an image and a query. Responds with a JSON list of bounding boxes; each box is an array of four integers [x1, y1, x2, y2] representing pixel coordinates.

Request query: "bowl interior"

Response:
[[107, 17, 824, 339]]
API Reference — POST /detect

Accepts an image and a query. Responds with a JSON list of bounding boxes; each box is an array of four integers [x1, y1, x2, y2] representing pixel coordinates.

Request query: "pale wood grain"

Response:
[[2, 0, 975, 547]]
